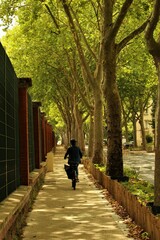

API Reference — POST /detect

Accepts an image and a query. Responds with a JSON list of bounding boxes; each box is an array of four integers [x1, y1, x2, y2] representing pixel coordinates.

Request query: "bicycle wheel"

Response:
[[72, 170, 76, 190], [72, 179, 76, 190]]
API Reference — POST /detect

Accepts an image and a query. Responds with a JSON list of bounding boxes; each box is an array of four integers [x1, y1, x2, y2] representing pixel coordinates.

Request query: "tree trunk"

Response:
[[132, 111, 137, 148], [92, 88, 104, 164], [122, 105, 129, 142], [103, 43, 123, 178], [139, 100, 146, 150], [88, 115, 94, 157], [71, 114, 76, 139], [144, 0, 160, 205], [154, 62, 160, 206], [74, 103, 85, 153]]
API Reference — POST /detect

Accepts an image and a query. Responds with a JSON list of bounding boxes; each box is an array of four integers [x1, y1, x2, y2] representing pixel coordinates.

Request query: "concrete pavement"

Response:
[[21, 147, 133, 240]]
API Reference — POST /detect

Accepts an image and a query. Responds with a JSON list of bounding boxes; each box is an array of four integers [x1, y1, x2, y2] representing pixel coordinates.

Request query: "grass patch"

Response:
[[94, 164, 154, 205], [94, 164, 106, 173], [123, 167, 154, 204]]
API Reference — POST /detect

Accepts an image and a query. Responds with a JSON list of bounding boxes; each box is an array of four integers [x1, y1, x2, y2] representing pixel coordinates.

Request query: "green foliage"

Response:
[[122, 169, 154, 204], [96, 165, 154, 204], [118, 36, 157, 139], [141, 232, 150, 240], [123, 167, 139, 179], [0, 0, 158, 152], [94, 164, 105, 173], [1, 0, 100, 140]]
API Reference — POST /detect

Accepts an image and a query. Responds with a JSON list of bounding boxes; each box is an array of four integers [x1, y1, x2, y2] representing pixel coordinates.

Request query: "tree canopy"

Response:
[[0, 0, 158, 174]]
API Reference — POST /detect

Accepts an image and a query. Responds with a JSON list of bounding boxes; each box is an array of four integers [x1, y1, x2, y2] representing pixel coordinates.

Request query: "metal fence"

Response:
[[0, 43, 20, 201], [0, 43, 55, 202]]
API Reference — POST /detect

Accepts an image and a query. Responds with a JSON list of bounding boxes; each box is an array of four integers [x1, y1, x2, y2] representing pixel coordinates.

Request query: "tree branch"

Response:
[[145, 0, 160, 56], [110, 0, 133, 39], [88, 0, 102, 31], [70, 6, 98, 61], [44, 3, 60, 34], [64, 47, 93, 112], [117, 19, 149, 53], [62, 0, 95, 88], [145, 0, 160, 40]]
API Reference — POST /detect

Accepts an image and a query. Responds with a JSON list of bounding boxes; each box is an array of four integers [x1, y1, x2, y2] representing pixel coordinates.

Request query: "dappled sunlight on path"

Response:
[[21, 147, 133, 240]]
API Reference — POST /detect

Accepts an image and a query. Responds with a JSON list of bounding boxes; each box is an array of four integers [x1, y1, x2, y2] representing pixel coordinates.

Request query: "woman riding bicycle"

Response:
[[64, 139, 82, 181]]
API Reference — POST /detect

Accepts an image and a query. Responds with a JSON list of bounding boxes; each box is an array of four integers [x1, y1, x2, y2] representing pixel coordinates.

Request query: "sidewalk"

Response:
[[21, 147, 133, 240]]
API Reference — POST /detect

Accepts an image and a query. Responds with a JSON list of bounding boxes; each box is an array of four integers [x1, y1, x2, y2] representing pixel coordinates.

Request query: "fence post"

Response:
[[46, 123, 49, 153], [18, 78, 32, 185], [47, 124, 53, 152], [44, 118, 48, 156], [41, 113, 46, 161], [33, 102, 42, 169], [52, 131, 56, 153]]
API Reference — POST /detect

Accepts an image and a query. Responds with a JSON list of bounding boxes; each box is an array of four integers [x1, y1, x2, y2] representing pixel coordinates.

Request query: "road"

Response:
[[86, 146, 155, 185], [123, 151, 155, 185]]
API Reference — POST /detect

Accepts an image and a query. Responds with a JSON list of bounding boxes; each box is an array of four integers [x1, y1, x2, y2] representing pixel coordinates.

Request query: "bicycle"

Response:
[[64, 163, 78, 190]]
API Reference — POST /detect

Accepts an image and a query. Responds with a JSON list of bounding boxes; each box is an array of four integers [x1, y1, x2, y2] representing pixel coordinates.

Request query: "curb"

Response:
[[0, 163, 47, 240]]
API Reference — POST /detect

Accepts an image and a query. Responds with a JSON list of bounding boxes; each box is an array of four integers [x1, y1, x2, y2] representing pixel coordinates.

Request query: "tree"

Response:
[[117, 35, 157, 147], [145, 0, 160, 206], [60, 0, 104, 163], [1, 0, 105, 164], [118, 40, 157, 149], [102, 0, 150, 179], [1, 0, 155, 176], [1, 5, 91, 151]]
